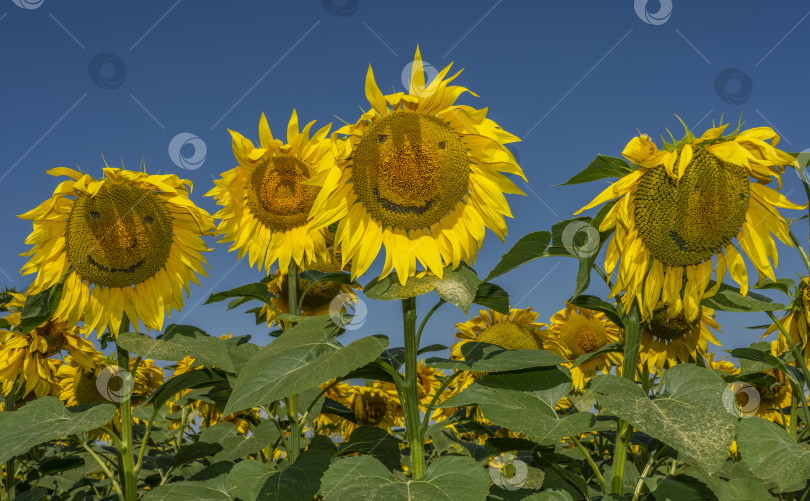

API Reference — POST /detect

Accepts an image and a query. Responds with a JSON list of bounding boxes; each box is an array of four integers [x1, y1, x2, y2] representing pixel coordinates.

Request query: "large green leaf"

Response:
[[145, 367, 227, 410], [568, 295, 624, 328], [204, 283, 274, 307], [223, 317, 388, 414], [440, 367, 608, 442], [228, 450, 330, 501], [484, 232, 551, 282], [702, 284, 784, 313], [591, 364, 736, 473], [473, 282, 510, 314], [558, 155, 633, 186], [321, 455, 490, 501], [736, 417, 810, 492], [0, 398, 116, 463], [643, 475, 717, 501], [427, 342, 564, 372], [337, 425, 400, 470], [117, 325, 234, 372], [364, 266, 481, 313]]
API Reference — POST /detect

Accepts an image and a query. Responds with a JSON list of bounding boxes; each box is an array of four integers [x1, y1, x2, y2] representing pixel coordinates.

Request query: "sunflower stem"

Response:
[[402, 296, 425, 479], [789, 231, 810, 276], [115, 317, 137, 501], [286, 260, 301, 463], [611, 303, 641, 495], [3, 391, 14, 501], [572, 435, 607, 494]]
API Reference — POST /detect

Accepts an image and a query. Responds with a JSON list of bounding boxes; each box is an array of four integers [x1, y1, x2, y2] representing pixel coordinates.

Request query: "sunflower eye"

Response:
[[144, 215, 153, 224], [438, 141, 446, 150], [378, 135, 387, 144], [90, 211, 100, 220]]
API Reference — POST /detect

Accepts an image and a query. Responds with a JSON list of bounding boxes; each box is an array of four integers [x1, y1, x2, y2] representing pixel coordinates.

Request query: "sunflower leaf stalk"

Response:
[[401, 296, 426, 478], [115, 317, 137, 501], [611, 303, 640, 495], [285, 260, 301, 463]]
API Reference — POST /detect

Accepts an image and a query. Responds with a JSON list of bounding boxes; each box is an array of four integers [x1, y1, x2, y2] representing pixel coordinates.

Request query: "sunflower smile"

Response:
[[374, 187, 435, 215], [87, 255, 145, 274]]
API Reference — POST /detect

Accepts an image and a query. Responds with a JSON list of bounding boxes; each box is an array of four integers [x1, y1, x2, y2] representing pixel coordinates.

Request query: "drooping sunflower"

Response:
[[763, 277, 810, 362], [639, 303, 720, 372], [543, 303, 622, 390], [259, 249, 361, 327], [19, 166, 215, 337], [309, 47, 525, 284], [575, 122, 803, 322], [207, 110, 335, 274], [0, 293, 96, 399]]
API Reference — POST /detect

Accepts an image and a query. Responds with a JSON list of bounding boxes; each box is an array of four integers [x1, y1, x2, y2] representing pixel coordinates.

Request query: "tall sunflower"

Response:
[[575, 122, 803, 321], [207, 110, 335, 273], [19, 166, 215, 337], [543, 303, 622, 390], [309, 47, 525, 284], [0, 293, 96, 399], [639, 303, 720, 372], [259, 249, 361, 326]]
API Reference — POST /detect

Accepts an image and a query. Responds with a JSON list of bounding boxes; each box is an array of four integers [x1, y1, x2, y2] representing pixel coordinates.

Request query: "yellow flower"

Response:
[[0, 293, 96, 399], [543, 303, 622, 390], [259, 249, 361, 327], [575, 122, 803, 322], [19, 166, 215, 337], [207, 110, 335, 273], [764, 277, 810, 363], [339, 384, 404, 436], [639, 304, 720, 372], [309, 47, 525, 284], [58, 353, 163, 407]]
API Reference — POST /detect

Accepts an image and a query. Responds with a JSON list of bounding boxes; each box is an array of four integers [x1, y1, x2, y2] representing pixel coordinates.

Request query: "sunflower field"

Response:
[[2, 43, 810, 501]]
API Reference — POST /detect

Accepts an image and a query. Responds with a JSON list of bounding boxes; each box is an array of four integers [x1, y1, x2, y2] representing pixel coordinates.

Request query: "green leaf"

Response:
[[571, 342, 622, 368], [299, 270, 354, 287], [36, 456, 85, 476], [172, 442, 225, 469], [644, 475, 717, 501], [0, 397, 116, 463], [235, 449, 330, 501], [558, 155, 633, 186], [12, 489, 49, 501], [337, 426, 400, 470], [568, 295, 624, 329], [204, 283, 274, 306], [729, 347, 803, 386], [145, 367, 227, 410], [19, 280, 64, 334], [591, 364, 736, 473], [753, 277, 794, 296], [223, 317, 388, 414], [427, 342, 564, 372], [440, 367, 609, 442], [520, 491, 574, 501], [473, 282, 510, 314], [736, 417, 810, 492], [364, 266, 481, 313], [143, 480, 232, 500], [702, 283, 784, 313], [117, 325, 234, 372], [484, 232, 551, 282], [225, 460, 273, 501], [321, 455, 490, 501]]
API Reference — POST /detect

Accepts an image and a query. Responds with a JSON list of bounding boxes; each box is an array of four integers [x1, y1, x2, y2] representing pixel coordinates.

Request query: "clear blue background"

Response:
[[1, 0, 809, 360]]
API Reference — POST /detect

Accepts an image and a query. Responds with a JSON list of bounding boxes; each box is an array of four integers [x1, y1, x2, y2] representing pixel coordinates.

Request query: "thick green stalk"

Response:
[[286, 260, 301, 462], [611, 304, 641, 495], [402, 297, 425, 478], [115, 317, 137, 500]]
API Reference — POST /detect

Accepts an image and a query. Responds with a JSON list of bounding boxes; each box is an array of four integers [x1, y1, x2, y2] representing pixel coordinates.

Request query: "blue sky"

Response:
[[2, 1, 810, 359]]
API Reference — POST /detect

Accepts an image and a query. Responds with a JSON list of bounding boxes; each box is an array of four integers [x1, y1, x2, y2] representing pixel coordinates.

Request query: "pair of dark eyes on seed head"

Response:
[[377, 135, 445, 149], [89, 211, 153, 224]]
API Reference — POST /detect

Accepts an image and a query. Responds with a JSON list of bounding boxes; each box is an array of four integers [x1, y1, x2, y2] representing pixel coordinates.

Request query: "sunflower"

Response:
[[575, 122, 803, 322], [339, 383, 404, 436], [0, 293, 96, 399], [58, 352, 163, 407], [543, 303, 622, 390], [639, 303, 720, 372], [312, 379, 353, 438], [259, 249, 361, 327], [207, 110, 335, 274], [309, 47, 525, 284], [763, 277, 810, 362], [19, 166, 215, 337]]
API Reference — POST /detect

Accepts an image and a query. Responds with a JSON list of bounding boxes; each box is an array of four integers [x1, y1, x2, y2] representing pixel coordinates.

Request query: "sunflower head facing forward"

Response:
[[207, 110, 335, 273], [575, 120, 803, 322], [640, 303, 720, 372], [309, 47, 526, 284], [19, 166, 215, 337]]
